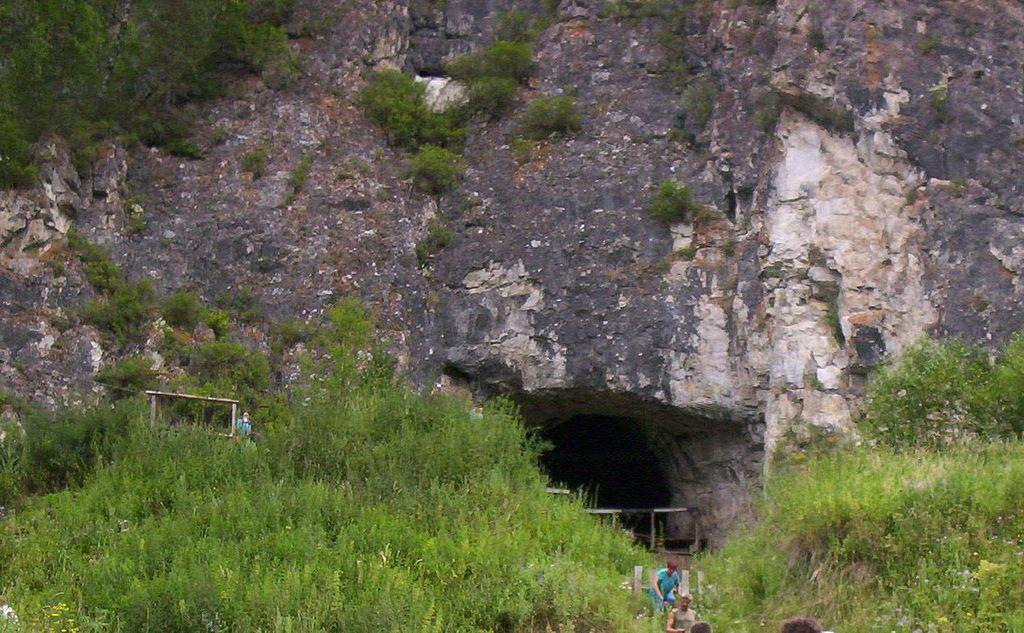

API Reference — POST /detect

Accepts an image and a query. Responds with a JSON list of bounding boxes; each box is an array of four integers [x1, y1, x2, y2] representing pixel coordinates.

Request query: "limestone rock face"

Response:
[[2, 0, 1023, 541]]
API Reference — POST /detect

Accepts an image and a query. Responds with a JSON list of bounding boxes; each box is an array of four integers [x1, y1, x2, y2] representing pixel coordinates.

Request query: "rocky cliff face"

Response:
[[3, 0, 1023, 542]]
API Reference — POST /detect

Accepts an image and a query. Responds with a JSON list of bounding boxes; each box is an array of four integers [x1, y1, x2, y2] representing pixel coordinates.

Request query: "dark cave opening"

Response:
[[539, 414, 671, 509]]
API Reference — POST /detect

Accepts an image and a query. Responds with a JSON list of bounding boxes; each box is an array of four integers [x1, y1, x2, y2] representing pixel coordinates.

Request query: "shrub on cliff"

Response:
[[519, 95, 582, 140], [409, 144, 462, 194], [359, 70, 463, 150], [161, 291, 204, 330], [648, 179, 705, 224], [80, 280, 157, 345], [95, 356, 159, 398]]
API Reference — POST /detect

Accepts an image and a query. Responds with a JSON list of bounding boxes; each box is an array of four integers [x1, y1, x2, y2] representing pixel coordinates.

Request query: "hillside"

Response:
[[0, 362, 653, 631]]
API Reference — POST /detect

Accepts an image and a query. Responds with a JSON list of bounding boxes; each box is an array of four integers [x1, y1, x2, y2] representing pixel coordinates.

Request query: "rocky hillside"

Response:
[[2, 0, 1023, 541]]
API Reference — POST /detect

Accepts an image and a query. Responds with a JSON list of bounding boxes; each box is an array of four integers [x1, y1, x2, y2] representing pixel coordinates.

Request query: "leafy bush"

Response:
[[287, 153, 313, 197], [95, 357, 158, 397], [0, 114, 37, 189], [203, 308, 231, 338], [648, 180, 705, 224], [241, 147, 270, 178], [81, 280, 157, 345], [860, 333, 1024, 449], [187, 339, 271, 398], [699, 443, 1024, 632], [215, 287, 262, 323], [1, 399, 142, 501], [0, 0, 293, 188], [447, 41, 535, 84], [519, 95, 582, 140], [161, 290, 204, 330], [415, 218, 455, 266], [409, 144, 462, 194], [359, 69, 463, 150], [465, 77, 520, 119], [67, 232, 123, 295]]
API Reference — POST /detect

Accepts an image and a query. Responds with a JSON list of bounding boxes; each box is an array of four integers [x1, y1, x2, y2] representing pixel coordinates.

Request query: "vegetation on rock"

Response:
[[519, 96, 582, 140]]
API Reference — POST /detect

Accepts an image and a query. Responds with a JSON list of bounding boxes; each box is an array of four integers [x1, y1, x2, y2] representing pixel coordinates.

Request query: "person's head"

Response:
[[692, 623, 712, 633], [678, 593, 691, 610], [242, 411, 250, 421], [781, 617, 822, 633], [666, 560, 678, 573]]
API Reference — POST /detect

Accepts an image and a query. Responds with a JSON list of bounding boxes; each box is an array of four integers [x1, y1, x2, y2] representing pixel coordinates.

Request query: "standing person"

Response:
[[649, 560, 682, 610], [781, 617, 822, 633], [233, 411, 253, 439], [665, 593, 696, 632]]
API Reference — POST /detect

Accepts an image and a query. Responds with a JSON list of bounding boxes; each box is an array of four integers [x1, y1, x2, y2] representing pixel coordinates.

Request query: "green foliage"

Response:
[[699, 443, 1024, 632], [448, 41, 535, 85], [0, 0, 293, 188], [600, 0, 669, 20], [204, 308, 231, 339], [779, 91, 855, 134], [165, 138, 204, 160], [67, 231, 123, 295], [161, 291, 204, 330], [409, 144, 462, 194], [187, 339, 271, 400], [241, 147, 270, 178], [275, 319, 314, 348], [287, 153, 313, 198], [324, 297, 373, 351], [495, 10, 538, 42], [648, 180, 704, 224], [929, 84, 950, 123], [215, 287, 262, 323], [81, 280, 157, 345], [358, 70, 463, 150], [465, 77, 520, 119], [0, 114, 37, 189], [682, 77, 718, 131], [415, 218, 455, 266], [917, 33, 942, 54], [808, 26, 826, 52], [860, 334, 1024, 450], [95, 357, 158, 397], [0, 363, 650, 631], [519, 95, 582, 140], [754, 91, 782, 132], [0, 399, 142, 501]]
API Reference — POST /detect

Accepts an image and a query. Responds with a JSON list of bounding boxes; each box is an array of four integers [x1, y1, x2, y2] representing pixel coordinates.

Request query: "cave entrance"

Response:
[[539, 414, 694, 551], [512, 389, 765, 551]]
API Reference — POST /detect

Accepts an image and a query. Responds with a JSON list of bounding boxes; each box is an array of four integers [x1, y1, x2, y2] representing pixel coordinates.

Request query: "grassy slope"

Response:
[[0, 374, 654, 632], [697, 444, 1024, 632]]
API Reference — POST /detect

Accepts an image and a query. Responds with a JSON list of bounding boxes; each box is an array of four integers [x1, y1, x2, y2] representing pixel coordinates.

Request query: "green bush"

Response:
[[241, 147, 270, 178], [188, 339, 271, 398], [448, 41, 535, 84], [161, 290, 204, 330], [68, 232, 123, 295], [409, 144, 462, 194], [2, 399, 142, 500], [699, 443, 1024, 632], [81, 280, 157, 345], [860, 334, 1024, 450], [415, 218, 455, 265], [359, 69, 463, 150], [95, 356, 158, 398], [287, 153, 313, 196], [519, 95, 582, 140], [203, 308, 231, 339], [465, 77, 520, 119], [647, 180, 704, 224], [215, 287, 262, 323], [0, 0, 293, 188], [0, 114, 37, 189]]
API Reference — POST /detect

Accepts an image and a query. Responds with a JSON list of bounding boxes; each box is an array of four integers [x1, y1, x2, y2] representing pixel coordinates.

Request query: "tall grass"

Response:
[[698, 444, 1024, 632], [0, 362, 653, 631]]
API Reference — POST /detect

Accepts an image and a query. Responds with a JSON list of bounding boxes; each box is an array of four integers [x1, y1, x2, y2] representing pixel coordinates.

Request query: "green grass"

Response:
[[0, 365, 653, 631], [698, 443, 1024, 632]]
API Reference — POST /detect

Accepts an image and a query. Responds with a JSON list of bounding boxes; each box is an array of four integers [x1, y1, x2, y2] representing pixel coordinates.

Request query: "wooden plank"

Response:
[[149, 395, 157, 428], [679, 570, 690, 596], [230, 403, 238, 437], [649, 511, 656, 549], [696, 570, 705, 595], [545, 487, 571, 495], [585, 509, 684, 515], [144, 389, 239, 403], [631, 565, 643, 593]]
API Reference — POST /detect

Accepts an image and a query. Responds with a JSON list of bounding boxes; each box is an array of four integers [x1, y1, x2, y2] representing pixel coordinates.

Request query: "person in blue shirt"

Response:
[[233, 411, 253, 439], [649, 560, 681, 610]]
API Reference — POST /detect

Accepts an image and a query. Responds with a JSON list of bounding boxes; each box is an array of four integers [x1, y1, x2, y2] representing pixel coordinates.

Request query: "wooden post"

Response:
[[149, 394, 157, 428], [230, 402, 237, 436], [696, 570, 705, 595], [680, 570, 690, 596], [649, 511, 656, 549], [632, 565, 643, 593]]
